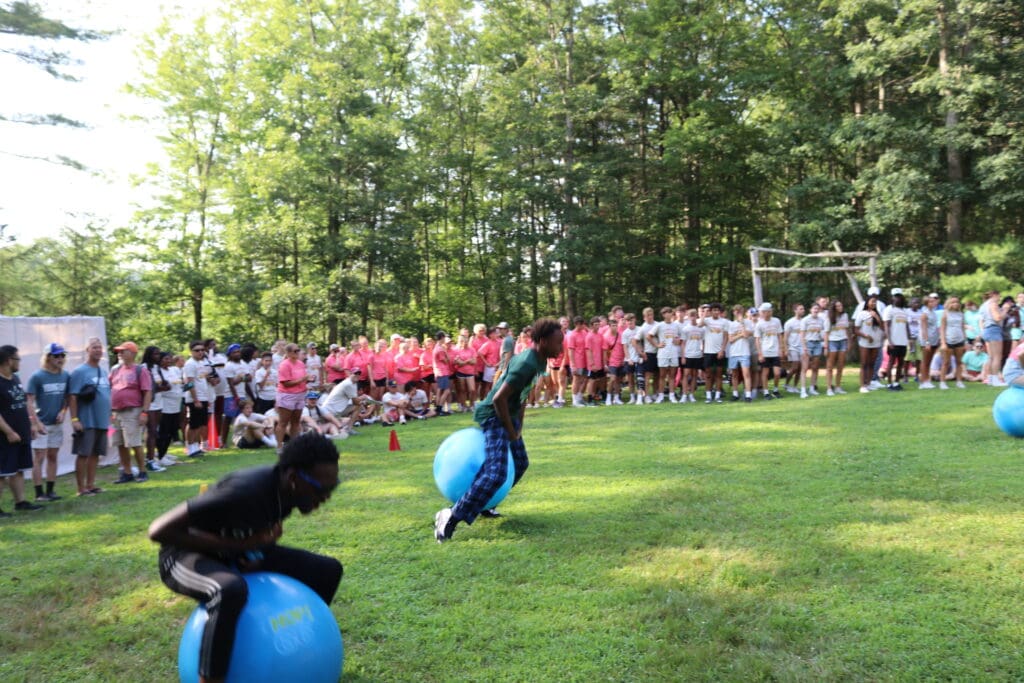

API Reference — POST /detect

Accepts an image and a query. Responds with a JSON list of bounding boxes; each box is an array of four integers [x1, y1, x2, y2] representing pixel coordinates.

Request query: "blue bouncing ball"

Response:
[[993, 386, 1024, 438], [433, 427, 515, 510], [178, 572, 343, 683]]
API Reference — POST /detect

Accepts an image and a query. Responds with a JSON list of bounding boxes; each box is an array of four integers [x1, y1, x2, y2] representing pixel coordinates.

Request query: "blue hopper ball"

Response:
[[178, 572, 343, 683], [993, 386, 1024, 438], [433, 427, 514, 509]]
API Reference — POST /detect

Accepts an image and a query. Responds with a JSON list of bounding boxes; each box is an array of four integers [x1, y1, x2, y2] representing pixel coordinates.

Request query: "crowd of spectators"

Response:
[[1, 287, 1022, 516]]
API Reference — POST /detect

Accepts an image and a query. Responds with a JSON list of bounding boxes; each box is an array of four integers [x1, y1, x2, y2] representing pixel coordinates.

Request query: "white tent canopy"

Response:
[[0, 316, 113, 475]]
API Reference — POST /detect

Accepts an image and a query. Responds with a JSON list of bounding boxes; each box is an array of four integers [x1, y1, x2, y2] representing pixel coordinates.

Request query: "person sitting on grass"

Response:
[[381, 379, 415, 425], [961, 341, 988, 382], [434, 318, 564, 543], [300, 392, 344, 436], [231, 400, 277, 449], [149, 432, 343, 683], [406, 381, 436, 419]]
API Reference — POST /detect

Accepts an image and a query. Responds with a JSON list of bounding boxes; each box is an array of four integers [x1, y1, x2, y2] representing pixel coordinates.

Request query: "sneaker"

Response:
[[730, 394, 740, 402], [918, 382, 934, 389], [956, 381, 966, 389], [644, 396, 653, 404], [145, 460, 166, 472], [0, 509, 11, 518], [479, 508, 502, 518], [705, 395, 713, 404], [158, 456, 177, 468], [826, 388, 834, 396], [688, 394, 696, 403], [869, 380, 883, 390], [939, 382, 949, 390], [135, 472, 149, 483], [744, 396, 752, 403], [887, 384, 899, 391], [434, 507, 455, 542], [715, 395, 723, 404], [800, 390, 808, 399], [668, 393, 678, 403], [860, 387, 871, 393], [15, 501, 44, 512], [42, 492, 62, 501], [763, 393, 773, 401], [188, 451, 205, 459], [613, 396, 624, 405], [834, 387, 847, 395], [892, 383, 904, 391], [654, 394, 664, 404], [114, 472, 135, 484], [808, 386, 819, 396], [772, 390, 782, 399], [991, 378, 1008, 387]]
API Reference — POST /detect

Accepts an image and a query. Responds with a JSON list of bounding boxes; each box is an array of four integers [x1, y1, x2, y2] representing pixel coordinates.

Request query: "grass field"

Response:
[[2, 381, 1023, 682]]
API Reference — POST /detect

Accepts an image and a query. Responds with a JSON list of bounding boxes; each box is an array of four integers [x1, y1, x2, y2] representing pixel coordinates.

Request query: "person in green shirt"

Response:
[[434, 318, 564, 542]]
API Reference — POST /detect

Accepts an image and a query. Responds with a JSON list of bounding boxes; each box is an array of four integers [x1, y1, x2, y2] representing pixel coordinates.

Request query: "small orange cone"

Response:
[[208, 414, 220, 450], [388, 429, 401, 451]]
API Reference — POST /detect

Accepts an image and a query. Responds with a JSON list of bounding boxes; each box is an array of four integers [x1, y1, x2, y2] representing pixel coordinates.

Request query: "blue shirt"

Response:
[[26, 368, 70, 424], [69, 363, 111, 429]]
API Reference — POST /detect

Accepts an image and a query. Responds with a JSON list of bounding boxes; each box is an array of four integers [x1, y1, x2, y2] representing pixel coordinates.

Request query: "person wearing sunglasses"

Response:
[[26, 343, 70, 501], [0, 345, 45, 515], [149, 432, 343, 683]]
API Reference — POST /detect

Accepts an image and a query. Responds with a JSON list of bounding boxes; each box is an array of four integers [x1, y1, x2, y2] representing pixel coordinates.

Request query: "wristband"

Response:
[[71, 417, 80, 422]]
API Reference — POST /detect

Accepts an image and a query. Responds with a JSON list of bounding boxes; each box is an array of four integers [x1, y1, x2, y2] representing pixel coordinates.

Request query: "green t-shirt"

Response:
[[474, 348, 542, 424]]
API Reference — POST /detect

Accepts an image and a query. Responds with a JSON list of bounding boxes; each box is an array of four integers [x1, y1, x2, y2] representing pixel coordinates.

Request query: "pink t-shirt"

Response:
[[325, 352, 347, 383], [471, 334, 488, 372], [452, 347, 477, 374], [433, 346, 452, 377], [393, 353, 418, 386], [372, 351, 391, 381], [347, 348, 373, 377], [586, 330, 606, 371], [606, 329, 624, 366], [277, 358, 307, 394], [568, 329, 588, 370], [109, 364, 153, 410], [478, 340, 501, 367]]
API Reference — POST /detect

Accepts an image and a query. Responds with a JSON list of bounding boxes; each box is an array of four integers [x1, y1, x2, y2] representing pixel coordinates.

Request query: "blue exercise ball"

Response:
[[993, 386, 1024, 438], [433, 427, 514, 509], [178, 572, 343, 683]]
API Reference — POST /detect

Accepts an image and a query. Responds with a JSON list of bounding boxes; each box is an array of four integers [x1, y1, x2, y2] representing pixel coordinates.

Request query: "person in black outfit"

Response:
[[0, 345, 44, 516], [148, 432, 343, 683]]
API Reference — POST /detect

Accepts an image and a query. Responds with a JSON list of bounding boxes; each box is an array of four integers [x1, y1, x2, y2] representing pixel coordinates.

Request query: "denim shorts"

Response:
[[828, 339, 847, 353], [982, 325, 1003, 343], [727, 355, 750, 370], [805, 340, 824, 357]]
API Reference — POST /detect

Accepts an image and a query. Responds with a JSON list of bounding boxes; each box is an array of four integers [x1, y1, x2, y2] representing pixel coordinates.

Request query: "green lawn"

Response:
[[3, 381, 1023, 682]]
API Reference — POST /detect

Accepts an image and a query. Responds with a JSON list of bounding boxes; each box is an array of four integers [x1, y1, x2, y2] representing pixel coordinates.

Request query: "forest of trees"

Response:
[[3, 0, 1023, 350]]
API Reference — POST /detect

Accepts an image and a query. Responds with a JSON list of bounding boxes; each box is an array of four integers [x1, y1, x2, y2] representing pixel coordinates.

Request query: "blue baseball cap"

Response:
[[45, 343, 66, 356], [306, 391, 320, 400], [226, 343, 242, 354]]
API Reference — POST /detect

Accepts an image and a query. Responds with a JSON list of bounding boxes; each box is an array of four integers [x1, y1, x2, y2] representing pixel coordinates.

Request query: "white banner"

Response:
[[0, 316, 113, 475]]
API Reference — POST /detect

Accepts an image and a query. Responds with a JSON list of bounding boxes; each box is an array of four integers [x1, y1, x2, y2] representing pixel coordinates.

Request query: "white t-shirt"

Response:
[[382, 390, 406, 408], [182, 358, 212, 403], [302, 404, 328, 423], [155, 365, 183, 414], [883, 306, 910, 345], [620, 327, 641, 363], [657, 321, 681, 361], [680, 323, 705, 359], [409, 388, 429, 410], [208, 353, 229, 397], [784, 317, 804, 353], [224, 360, 247, 399], [305, 354, 323, 384], [802, 314, 827, 342], [323, 378, 358, 414], [253, 366, 278, 402], [944, 311, 966, 344], [827, 313, 850, 342], [727, 320, 753, 357], [233, 412, 266, 432], [855, 310, 883, 348], [637, 321, 660, 354], [754, 317, 783, 357], [702, 317, 729, 354]]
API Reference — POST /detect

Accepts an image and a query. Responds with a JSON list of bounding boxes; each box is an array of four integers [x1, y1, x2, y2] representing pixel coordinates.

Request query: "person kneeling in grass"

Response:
[[149, 433, 343, 683], [434, 318, 564, 542]]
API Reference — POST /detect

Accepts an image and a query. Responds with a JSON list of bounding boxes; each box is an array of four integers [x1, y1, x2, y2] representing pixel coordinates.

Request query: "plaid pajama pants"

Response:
[[452, 416, 528, 524]]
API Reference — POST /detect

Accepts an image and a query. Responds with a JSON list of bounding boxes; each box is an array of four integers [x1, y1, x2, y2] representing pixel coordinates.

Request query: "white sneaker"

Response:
[[158, 456, 177, 468], [870, 380, 883, 390], [956, 381, 966, 389], [613, 396, 624, 405], [919, 382, 934, 389], [800, 390, 808, 399], [668, 393, 678, 403], [826, 388, 835, 396], [834, 387, 847, 395], [808, 386, 819, 396], [644, 396, 653, 404], [860, 387, 871, 394], [939, 382, 949, 390], [573, 400, 587, 408], [654, 394, 664, 404], [991, 378, 1008, 387], [605, 395, 613, 406], [434, 507, 454, 543]]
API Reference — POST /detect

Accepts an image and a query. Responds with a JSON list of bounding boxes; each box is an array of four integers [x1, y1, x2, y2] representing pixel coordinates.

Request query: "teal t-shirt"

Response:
[[68, 363, 111, 429], [26, 368, 70, 424], [474, 348, 542, 424]]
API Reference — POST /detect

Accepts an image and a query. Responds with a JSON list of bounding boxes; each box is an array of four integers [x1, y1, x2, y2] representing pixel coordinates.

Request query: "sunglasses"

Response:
[[50, 353, 66, 358], [296, 469, 338, 495]]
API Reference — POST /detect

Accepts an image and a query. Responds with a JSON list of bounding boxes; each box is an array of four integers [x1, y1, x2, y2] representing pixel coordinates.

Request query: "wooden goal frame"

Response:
[[749, 241, 880, 306]]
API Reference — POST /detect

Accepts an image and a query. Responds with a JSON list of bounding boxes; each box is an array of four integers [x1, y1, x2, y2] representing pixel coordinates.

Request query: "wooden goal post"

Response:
[[749, 241, 879, 307]]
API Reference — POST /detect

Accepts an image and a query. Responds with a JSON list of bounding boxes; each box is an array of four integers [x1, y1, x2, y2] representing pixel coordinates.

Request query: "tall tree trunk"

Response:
[[938, 0, 964, 244]]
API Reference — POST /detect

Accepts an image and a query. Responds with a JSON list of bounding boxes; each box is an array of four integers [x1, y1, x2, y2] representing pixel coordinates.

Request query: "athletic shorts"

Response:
[[476, 372, 484, 383], [455, 372, 475, 380], [357, 379, 372, 391], [373, 378, 387, 388], [947, 341, 965, 349], [31, 422, 64, 450], [682, 357, 704, 370], [607, 365, 626, 377], [110, 407, 145, 449], [761, 356, 781, 368], [0, 442, 32, 475], [728, 355, 750, 370], [223, 396, 240, 419], [828, 339, 848, 354], [421, 374, 435, 384], [72, 428, 107, 458], [436, 375, 451, 391], [657, 356, 678, 369], [276, 392, 305, 412], [587, 369, 606, 380], [703, 353, 725, 369], [805, 340, 823, 357], [888, 345, 907, 359], [643, 352, 659, 374], [482, 367, 497, 383], [187, 401, 209, 429], [235, 436, 263, 449]]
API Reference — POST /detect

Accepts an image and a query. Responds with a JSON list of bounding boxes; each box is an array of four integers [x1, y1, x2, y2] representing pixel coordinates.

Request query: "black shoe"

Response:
[[0, 508, 10, 518], [188, 451, 205, 459], [772, 390, 782, 399], [15, 501, 44, 511], [114, 472, 135, 484], [730, 394, 740, 402], [135, 472, 149, 482], [764, 393, 773, 400], [480, 508, 502, 518], [744, 396, 752, 403], [47, 493, 62, 501]]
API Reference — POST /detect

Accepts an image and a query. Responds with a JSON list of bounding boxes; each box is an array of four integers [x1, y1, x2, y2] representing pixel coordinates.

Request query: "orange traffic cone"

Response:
[[388, 429, 401, 451], [207, 414, 220, 450]]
